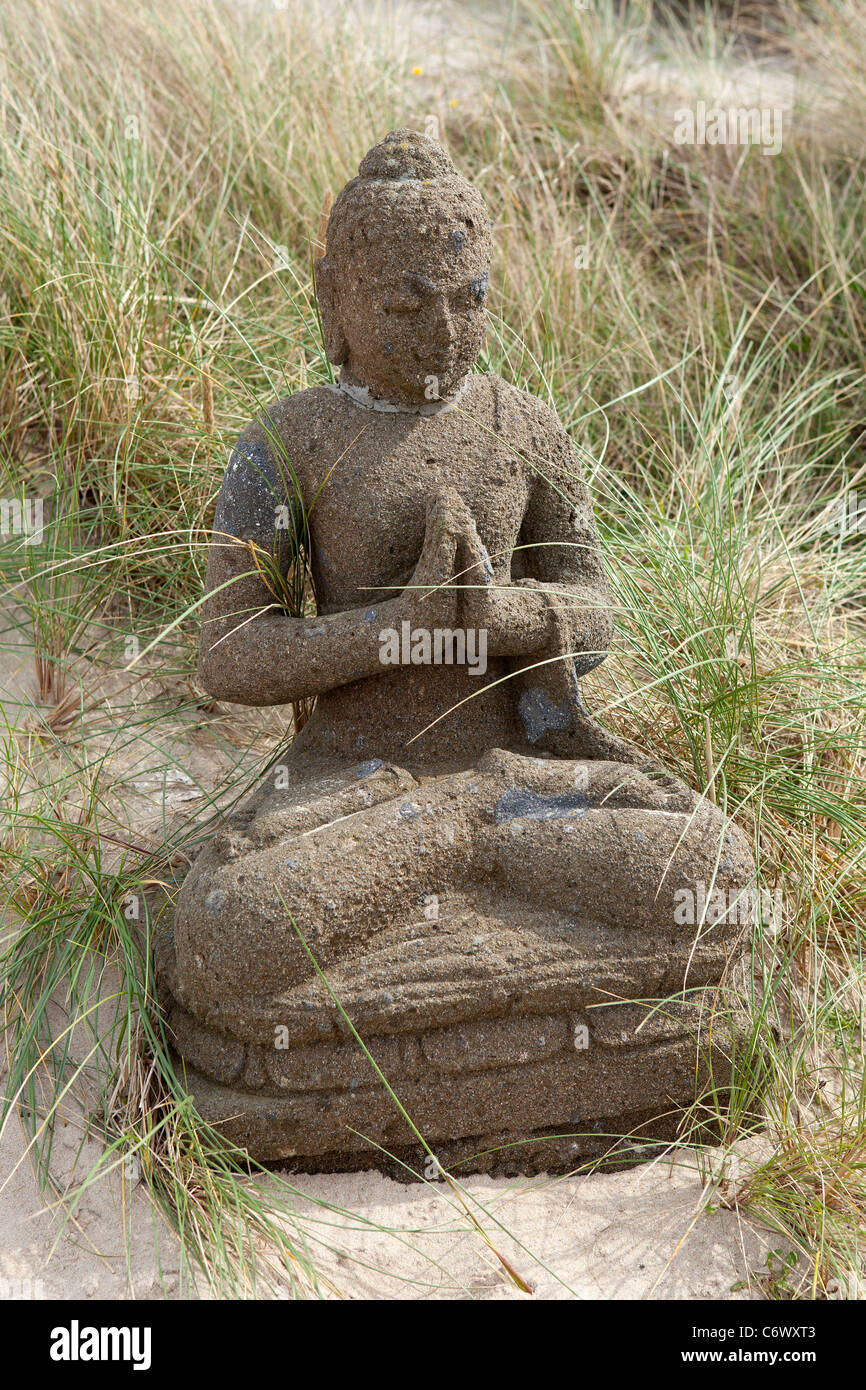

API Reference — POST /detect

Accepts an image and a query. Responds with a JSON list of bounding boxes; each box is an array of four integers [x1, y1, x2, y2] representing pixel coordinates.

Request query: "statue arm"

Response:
[[469, 403, 613, 668], [512, 410, 614, 672], [197, 429, 400, 706], [197, 428, 462, 707]]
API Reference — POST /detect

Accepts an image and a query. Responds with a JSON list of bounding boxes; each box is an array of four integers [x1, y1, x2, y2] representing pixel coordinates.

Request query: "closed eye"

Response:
[[450, 286, 486, 311], [385, 295, 422, 314]]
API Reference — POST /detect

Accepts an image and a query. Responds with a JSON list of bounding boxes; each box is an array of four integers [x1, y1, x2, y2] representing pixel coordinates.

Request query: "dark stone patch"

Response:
[[215, 437, 291, 546], [470, 270, 489, 303], [494, 787, 591, 824], [571, 652, 604, 678], [518, 686, 573, 743], [356, 758, 384, 778]]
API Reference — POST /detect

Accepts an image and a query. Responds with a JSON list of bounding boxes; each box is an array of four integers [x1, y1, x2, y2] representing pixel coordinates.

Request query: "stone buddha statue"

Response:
[[156, 130, 754, 1173]]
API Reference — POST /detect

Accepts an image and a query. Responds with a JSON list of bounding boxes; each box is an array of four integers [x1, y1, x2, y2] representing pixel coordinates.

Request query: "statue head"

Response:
[[315, 129, 493, 407]]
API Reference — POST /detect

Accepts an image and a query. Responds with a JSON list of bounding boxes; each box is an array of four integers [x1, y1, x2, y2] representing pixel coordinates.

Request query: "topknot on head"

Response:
[[356, 128, 456, 183], [320, 126, 491, 269]]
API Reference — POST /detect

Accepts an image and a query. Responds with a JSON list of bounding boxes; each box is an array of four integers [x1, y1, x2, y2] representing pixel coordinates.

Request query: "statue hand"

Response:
[[452, 502, 514, 650], [396, 487, 466, 630], [404, 490, 553, 660], [453, 500, 562, 659]]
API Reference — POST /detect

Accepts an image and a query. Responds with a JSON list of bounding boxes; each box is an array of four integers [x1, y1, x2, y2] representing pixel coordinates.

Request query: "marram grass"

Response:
[[1, 0, 865, 1297]]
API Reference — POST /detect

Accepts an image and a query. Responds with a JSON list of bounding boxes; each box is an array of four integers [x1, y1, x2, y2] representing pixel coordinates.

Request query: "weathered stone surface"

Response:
[[420, 1014, 568, 1072], [157, 128, 756, 1170], [155, 961, 734, 1169]]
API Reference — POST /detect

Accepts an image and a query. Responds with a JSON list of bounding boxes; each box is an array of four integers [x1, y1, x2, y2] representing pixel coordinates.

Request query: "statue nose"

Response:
[[422, 294, 455, 347]]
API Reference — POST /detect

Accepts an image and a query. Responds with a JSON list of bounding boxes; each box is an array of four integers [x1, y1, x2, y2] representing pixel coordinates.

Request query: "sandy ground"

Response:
[[268, 1150, 789, 1300], [0, 1104, 786, 1300]]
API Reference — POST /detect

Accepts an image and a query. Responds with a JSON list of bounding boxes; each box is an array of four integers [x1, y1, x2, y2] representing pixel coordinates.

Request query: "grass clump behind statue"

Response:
[[156, 131, 754, 1173]]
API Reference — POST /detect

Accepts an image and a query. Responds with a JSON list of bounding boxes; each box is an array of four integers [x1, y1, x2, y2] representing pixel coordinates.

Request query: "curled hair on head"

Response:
[[319, 129, 491, 264], [356, 128, 457, 182]]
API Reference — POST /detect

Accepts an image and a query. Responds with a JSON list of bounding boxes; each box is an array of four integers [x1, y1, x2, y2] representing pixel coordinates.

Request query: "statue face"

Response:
[[321, 216, 491, 405]]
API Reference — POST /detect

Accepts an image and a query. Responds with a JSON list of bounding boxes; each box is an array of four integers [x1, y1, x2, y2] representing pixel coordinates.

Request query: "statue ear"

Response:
[[315, 258, 349, 366]]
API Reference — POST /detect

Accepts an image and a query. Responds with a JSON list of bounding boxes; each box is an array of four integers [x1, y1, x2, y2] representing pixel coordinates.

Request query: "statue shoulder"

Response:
[[214, 388, 328, 543], [474, 373, 580, 473]]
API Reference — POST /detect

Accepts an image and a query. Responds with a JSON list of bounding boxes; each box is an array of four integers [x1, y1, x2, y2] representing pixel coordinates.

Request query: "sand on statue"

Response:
[[155, 129, 755, 1174]]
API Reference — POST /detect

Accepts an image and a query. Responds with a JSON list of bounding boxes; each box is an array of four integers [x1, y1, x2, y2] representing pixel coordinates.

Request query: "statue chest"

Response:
[[298, 404, 532, 607]]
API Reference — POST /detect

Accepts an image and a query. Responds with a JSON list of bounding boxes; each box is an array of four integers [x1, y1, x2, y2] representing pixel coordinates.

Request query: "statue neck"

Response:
[[335, 367, 469, 415]]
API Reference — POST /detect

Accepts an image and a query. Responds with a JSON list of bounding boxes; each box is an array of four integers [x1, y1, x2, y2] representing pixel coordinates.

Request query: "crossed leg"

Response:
[[171, 747, 754, 1025]]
